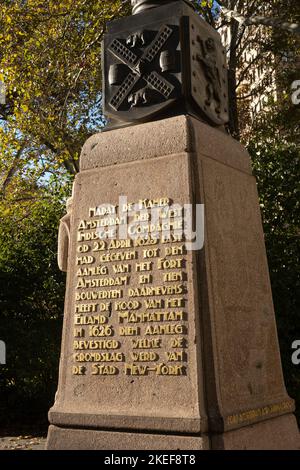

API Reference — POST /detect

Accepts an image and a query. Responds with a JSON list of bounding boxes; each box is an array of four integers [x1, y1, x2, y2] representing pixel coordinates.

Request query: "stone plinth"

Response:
[[47, 115, 299, 450]]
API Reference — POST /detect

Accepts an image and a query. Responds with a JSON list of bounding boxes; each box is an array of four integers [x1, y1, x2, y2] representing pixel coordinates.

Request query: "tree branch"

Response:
[[218, 3, 300, 35], [0, 144, 26, 198]]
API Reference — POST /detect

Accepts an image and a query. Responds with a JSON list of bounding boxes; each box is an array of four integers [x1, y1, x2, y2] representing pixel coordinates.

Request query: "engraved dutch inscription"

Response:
[[72, 198, 189, 378]]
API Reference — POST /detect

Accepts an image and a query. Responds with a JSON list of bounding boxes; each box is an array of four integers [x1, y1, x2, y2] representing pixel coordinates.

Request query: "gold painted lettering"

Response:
[[124, 363, 148, 376], [144, 299, 164, 309], [134, 237, 158, 247], [89, 325, 113, 337], [161, 234, 183, 243], [76, 266, 108, 276], [74, 315, 108, 326], [75, 290, 122, 301], [131, 338, 161, 349], [77, 244, 90, 253], [73, 340, 120, 350], [135, 261, 152, 272], [74, 352, 124, 362], [74, 327, 85, 338], [129, 285, 183, 297], [143, 248, 159, 259], [76, 276, 128, 289], [108, 239, 132, 250], [89, 206, 116, 217], [165, 245, 185, 256], [119, 326, 140, 336], [115, 300, 140, 311], [75, 303, 98, 313], [72, 365, 86, 375], [133, 213, 150, 222], [76, 256, 95, 265], [156, 364, 185, 376], [118, 311, 185, 324], [100, 251, 137, 263], [145, 324, 184, 336], [112, 264, 130, 273], [139, 274, 152, 285], [131, 352, 159, 362], [166, 351, 184, 362], [163, 272, 183, 282], [170, 337, 186, 348], [157, 258, 183, 270], [91, 365, 118, 375], [165, 298, 185, 308]]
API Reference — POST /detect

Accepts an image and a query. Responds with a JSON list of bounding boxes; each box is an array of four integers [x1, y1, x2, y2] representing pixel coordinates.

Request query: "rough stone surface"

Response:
[[80, 116, 251, 175], [47, 115, 300, 450], [212, 414, 300, 450], [49, 152, 206, 435], [198, 155, 293, 430], [47, 426, 209, 450]]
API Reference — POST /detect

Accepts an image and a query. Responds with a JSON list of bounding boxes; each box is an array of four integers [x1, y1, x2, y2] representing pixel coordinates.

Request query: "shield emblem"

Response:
[[190, 25, 229, 126]]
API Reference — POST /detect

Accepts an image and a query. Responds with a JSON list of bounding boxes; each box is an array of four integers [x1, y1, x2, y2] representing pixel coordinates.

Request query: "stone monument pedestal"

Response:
[[47, 116, 299, 450]]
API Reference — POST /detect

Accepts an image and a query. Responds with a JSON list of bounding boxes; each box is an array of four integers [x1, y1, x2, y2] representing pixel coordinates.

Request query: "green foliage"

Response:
[[249, 107, 300, 423], [0, 178, 72, 424], [0, 0, 130, 175]]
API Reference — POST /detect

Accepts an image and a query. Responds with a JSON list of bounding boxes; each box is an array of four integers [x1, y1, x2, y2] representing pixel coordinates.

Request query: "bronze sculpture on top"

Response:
[[103, 0, 229, 128]]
